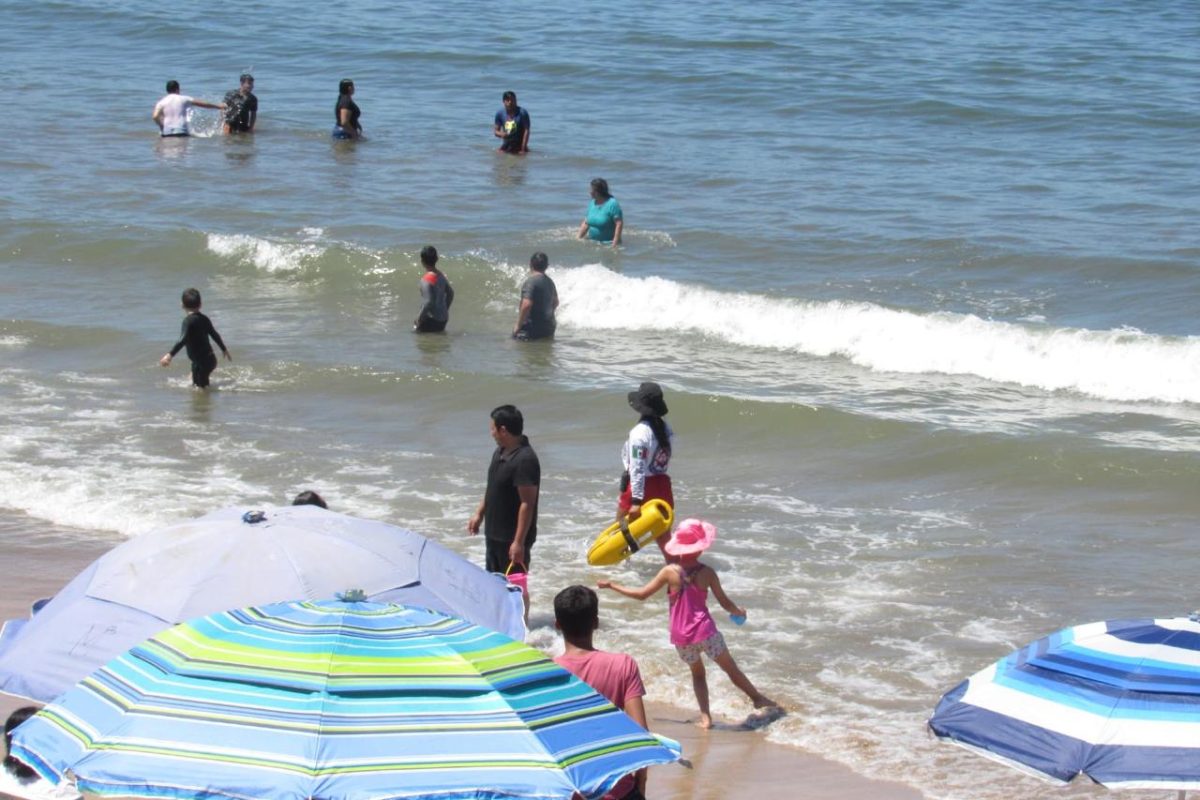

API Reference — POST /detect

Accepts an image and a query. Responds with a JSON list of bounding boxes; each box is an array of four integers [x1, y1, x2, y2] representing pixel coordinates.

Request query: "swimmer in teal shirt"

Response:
[[577, 178, 623, 247]]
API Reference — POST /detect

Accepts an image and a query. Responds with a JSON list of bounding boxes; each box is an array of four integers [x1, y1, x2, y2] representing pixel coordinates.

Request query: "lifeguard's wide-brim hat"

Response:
[[664, 518, 717, 556], [628, 382, 668, 417]]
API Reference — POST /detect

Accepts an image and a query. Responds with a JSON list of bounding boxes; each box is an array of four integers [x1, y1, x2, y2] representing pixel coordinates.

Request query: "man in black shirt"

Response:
[[223, 74, 258, 134], [159, 288, 232, 388], [468, 405, 541, 622]]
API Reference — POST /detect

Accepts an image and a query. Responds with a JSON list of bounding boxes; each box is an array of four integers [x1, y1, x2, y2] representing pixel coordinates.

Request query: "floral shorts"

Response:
[[674, 631, 727, 665]]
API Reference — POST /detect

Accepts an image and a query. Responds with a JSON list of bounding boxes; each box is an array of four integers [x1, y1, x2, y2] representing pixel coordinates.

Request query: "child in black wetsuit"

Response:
[[159, 288, 232, 388]]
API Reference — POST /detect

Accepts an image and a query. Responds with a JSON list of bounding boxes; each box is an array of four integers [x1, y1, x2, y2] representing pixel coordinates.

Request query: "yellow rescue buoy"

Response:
[[586, 499, 674, 566]]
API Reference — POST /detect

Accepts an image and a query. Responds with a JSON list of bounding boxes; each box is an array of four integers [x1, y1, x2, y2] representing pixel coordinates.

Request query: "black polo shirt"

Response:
[[484, 436, 540, 545]]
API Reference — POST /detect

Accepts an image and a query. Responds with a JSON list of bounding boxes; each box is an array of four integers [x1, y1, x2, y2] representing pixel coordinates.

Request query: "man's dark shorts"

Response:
[[485, 539, 532, 575], [191, 352, 218, 388], [414, 317, 447, 333]]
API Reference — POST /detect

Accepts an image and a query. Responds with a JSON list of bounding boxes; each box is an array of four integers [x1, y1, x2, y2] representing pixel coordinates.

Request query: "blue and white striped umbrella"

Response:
[[929, 617, 1200, 790], [10, 599, 681, 800]]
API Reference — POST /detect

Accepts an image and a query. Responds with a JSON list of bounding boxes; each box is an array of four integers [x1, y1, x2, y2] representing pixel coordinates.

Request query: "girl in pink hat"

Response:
[[599, 518, 779, 728]]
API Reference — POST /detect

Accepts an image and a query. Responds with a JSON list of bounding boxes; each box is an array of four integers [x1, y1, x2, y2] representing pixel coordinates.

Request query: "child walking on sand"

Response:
[[598, 518, 779, 728], [159, 288, 231, 388]]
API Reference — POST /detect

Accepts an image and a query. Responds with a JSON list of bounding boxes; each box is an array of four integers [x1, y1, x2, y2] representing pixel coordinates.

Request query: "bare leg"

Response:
[[687, 658, 712, 728], [713, 649, 777, 709]]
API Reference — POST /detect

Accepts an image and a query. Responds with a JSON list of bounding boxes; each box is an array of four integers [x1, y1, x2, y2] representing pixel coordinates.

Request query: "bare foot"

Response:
[[697, 713, 713, 729], [753, 696, 779, 710]]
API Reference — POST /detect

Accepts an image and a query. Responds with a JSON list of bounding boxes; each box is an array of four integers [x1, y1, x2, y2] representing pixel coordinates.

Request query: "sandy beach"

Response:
[[0, 519, 922, 800]]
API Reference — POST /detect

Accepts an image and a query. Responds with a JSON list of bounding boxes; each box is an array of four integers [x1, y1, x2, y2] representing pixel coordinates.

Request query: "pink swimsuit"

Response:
[[668, 564, 718, 646]]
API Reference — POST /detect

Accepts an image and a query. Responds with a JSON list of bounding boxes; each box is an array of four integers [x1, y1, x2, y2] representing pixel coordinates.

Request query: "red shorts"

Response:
[[618, 474, 674, 512]]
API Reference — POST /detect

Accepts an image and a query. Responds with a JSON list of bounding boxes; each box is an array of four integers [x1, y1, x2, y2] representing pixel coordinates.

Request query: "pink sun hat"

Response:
[[664, 518, 717, 556]]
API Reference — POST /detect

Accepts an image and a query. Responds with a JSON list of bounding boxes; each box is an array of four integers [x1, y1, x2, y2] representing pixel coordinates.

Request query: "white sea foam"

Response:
[[207, 232, 326, 273], [554, 265, 1200, 405]]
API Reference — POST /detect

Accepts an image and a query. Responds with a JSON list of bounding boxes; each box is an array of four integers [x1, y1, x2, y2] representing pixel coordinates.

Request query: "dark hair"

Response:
[[338, 79, 354, 96], [491, 404, 524, 436], [502, 90, 516, 102], [165, 80, 180, 93], [554, 585, 599, 639], [590, 178, 610, 200], [291, 490, 328, 509], [643, 415, 671, 458], [420, 246, 438, 268], [529, 252, 549, 272], [181, 288, 201, 310], [4, 706, 38, 780]]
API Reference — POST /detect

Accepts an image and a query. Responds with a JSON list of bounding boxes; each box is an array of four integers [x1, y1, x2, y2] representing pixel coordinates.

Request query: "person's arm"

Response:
[[598, 565, 673, 601], [704, 567, 746, 617], [192, 99, 226, 111], [577, 220, 590, 239], [625, 427, 650, 518], [493, 111, 504, 140], [152, 102, 165, 131], [467, 495, 485, 535], [445, 280, 455, 309], [247, 99, 257, 132], [416, 276, 435, 326], [508, 483, 538, 565], [513, 297, 533, 336], [208, 323, 232, 361], [611, 218, 623, 248], [160, 317, 189, 366], [519, 111, 530, 153]]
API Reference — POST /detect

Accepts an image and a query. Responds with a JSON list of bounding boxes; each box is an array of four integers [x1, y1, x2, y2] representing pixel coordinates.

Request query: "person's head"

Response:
[[529, 252, 549, 273], [589, 178, 610, 201], [339, 79, 355, 96], [628, 381, 668, 418], [420, 245, 439, 270], [165, 79, 180, 94], [291, 490, 327, 509], [239, 73, 254, 93], [181, 287, 202, 311], [663, 518, 717, 559], [489, 404, 524, 445], [502, 90, 517, 112], [554, 585, 599, 640], [4, 706, 38, 780]]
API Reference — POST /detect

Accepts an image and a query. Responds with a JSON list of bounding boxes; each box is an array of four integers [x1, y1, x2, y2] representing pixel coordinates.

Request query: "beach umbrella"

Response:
[[929, 616, 1200, 792], [0, 505, 525, 702], [10, 599, 681, 800]]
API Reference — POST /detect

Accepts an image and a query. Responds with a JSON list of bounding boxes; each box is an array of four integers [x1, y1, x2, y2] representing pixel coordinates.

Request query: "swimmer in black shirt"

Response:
[[159, 288, 232, 388]]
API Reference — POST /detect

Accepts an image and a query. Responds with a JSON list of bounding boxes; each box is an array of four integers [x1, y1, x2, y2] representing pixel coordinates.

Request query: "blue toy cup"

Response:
[[729, 613, 746, 626]]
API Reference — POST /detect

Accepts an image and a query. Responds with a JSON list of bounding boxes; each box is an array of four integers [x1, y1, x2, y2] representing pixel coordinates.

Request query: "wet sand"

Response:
[[0, 519, 922, 799]]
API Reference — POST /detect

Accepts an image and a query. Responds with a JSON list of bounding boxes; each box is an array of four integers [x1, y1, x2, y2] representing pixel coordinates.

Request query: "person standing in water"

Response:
[[413, 245, 455, 333], [152, 80, 225, 137], [159, 288, 231, 388], [578, 178, 623, 247], [332, 79, 362, 139], [493, 90, 530, 154], [513, 252, 558, 340], [223, 73, 258, 134], [619, 381, 674, 555]]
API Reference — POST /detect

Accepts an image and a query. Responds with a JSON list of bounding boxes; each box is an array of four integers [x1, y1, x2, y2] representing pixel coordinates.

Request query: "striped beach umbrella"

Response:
[[10, 599, 681, 800], [929, 617, 1200, 791]]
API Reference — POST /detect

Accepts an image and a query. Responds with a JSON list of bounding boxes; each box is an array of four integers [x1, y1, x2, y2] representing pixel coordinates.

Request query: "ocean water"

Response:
[[2, 1, 1198, 797]]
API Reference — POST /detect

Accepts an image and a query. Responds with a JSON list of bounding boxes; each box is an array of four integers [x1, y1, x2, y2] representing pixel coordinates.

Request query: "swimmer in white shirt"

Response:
[[152, 80, 225, 137]]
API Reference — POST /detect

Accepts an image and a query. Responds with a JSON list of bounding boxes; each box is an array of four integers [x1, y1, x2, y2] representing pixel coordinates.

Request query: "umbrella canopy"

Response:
[[10, 599, 681, 800], [929, 617, 1200, 790], [0, 505, 525, 702]]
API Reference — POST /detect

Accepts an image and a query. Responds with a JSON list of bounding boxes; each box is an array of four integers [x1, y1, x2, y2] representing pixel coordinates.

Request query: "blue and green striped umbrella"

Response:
[[10, 599, 680, 800]]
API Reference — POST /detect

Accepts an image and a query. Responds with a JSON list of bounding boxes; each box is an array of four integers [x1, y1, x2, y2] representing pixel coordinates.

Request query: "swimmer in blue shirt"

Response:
[[577, 178, 623, 247]]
